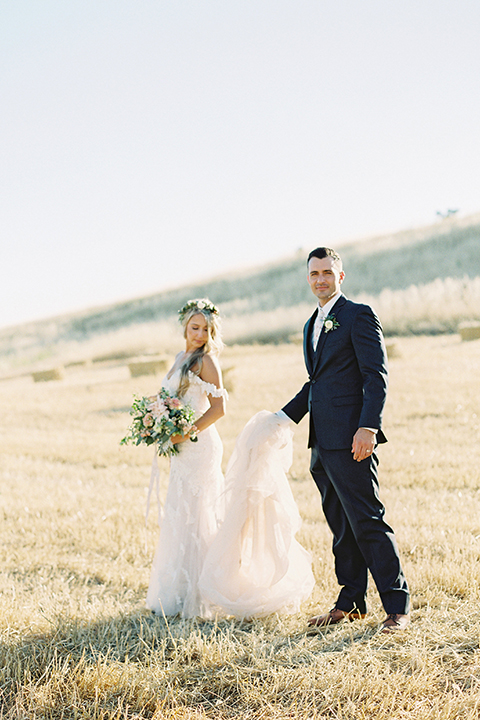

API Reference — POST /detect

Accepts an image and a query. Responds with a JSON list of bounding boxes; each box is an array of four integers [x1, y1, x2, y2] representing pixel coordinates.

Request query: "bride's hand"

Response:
[[171, 426, 198, 444]]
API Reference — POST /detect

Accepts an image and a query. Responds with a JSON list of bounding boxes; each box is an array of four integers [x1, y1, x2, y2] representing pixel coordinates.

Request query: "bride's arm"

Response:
[[171, 354, 226, 443], [195, 354, 226, 430]]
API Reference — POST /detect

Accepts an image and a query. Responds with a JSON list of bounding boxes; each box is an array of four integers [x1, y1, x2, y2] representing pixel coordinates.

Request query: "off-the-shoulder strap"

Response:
[[188, 371, 228, 399]]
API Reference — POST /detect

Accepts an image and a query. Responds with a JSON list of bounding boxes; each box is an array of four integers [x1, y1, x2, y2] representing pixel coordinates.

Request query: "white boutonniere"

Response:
[[323, 314, 340, 333]]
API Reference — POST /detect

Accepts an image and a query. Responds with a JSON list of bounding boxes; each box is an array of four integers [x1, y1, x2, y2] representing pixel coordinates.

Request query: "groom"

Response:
[[280, 247, 410, 632]]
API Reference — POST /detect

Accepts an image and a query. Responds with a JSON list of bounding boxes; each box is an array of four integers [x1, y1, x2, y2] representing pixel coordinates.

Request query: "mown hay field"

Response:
[[1, 334, 480, 719]]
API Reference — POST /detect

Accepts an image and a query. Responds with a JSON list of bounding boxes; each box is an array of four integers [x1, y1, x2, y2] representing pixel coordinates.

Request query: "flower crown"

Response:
[[178, 298, 219, 322]]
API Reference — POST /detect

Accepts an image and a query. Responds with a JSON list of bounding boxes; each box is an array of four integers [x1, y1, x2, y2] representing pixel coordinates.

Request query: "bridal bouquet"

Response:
[[121, 389, 198, 457]]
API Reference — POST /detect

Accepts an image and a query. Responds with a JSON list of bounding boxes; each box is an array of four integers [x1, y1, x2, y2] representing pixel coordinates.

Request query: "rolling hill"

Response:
[[1, 212, 479, 369]]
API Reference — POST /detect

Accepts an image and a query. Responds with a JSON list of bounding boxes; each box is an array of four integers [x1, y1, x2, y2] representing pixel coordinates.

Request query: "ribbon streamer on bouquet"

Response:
[[145, 449, 163, 552]]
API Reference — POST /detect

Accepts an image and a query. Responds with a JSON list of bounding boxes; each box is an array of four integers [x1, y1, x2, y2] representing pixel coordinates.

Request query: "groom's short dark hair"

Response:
[[307, 247, 342, 268]]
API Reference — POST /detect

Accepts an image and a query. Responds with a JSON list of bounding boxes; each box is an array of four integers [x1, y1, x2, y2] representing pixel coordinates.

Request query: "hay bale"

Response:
[[32, 367, 65, 382], [459, 323, 480, 341], [128, 356, 168, 378], [93, 349, 143, 364], [385, 342, 399, 358], [64, 359, 89, 369]]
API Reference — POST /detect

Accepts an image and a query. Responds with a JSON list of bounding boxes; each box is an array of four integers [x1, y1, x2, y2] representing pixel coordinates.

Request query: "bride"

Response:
[[146, 298, 314, 619]]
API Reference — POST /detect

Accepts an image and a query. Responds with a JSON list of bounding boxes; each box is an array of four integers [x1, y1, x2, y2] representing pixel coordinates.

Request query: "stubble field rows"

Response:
[[1, 335, 480, 718]]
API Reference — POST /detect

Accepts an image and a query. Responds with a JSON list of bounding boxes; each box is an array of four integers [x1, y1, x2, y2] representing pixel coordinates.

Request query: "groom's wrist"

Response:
[[275, 410, 294, 425]]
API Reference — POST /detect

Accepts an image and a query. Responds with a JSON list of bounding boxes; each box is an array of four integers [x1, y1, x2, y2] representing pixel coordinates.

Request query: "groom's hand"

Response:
[[352, 428, 376, 462]]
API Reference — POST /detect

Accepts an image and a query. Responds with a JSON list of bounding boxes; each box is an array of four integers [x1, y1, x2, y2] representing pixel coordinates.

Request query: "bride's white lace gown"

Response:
[[146, 369, 314, 619]]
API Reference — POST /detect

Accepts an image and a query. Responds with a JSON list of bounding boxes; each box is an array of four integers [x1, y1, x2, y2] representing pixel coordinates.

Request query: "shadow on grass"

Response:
[[1, 607, 379, 671], [5, 607, 476, 719]]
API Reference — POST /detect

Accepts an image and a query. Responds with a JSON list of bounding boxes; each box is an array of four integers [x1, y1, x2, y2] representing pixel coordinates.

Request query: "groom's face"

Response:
[[307, 256, 345, 306]]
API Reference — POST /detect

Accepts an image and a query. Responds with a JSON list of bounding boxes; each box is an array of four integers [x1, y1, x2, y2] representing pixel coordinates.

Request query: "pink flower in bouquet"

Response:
[[166, 397, 182, 409], [148, 399, 168, 418], [143, 414, 155, 428]]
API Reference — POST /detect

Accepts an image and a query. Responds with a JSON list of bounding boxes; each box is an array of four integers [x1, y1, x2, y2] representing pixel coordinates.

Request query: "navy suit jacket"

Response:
[[282, 294, 388, 450]]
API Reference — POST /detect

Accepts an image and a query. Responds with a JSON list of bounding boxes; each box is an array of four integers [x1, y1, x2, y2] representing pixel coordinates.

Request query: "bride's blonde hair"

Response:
[[177, 299, 223, 397]]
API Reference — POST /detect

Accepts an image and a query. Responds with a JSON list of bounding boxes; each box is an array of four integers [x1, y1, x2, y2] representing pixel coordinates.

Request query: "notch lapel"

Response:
[[311, 294, 347, 374], [303, 310, 317, 377]]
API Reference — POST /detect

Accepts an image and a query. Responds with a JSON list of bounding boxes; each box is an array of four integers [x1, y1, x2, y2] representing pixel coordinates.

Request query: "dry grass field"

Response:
[[1, 334, 480, 718]]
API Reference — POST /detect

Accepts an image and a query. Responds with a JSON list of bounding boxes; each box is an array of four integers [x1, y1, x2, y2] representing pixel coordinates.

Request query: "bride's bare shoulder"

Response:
[[199, 353, 223, 386]]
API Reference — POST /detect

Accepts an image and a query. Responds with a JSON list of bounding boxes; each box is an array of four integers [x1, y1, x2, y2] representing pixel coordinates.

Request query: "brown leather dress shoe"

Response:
[[308, 607, 367, 627], [380, 613, 410, 633]]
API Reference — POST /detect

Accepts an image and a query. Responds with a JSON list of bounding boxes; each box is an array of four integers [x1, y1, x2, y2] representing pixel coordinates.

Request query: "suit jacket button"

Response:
[[311, 379, 316, 384]]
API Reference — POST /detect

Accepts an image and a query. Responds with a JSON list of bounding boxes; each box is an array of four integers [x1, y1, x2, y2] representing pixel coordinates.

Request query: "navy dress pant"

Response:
[[310, 445, 409, 615]]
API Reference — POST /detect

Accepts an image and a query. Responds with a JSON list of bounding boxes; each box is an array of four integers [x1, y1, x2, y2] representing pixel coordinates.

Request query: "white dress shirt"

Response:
[[312, 293, 341, 350]]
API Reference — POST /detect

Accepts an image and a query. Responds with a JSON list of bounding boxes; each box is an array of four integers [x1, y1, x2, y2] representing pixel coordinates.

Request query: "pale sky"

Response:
[[1, 0, 479, 329]]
